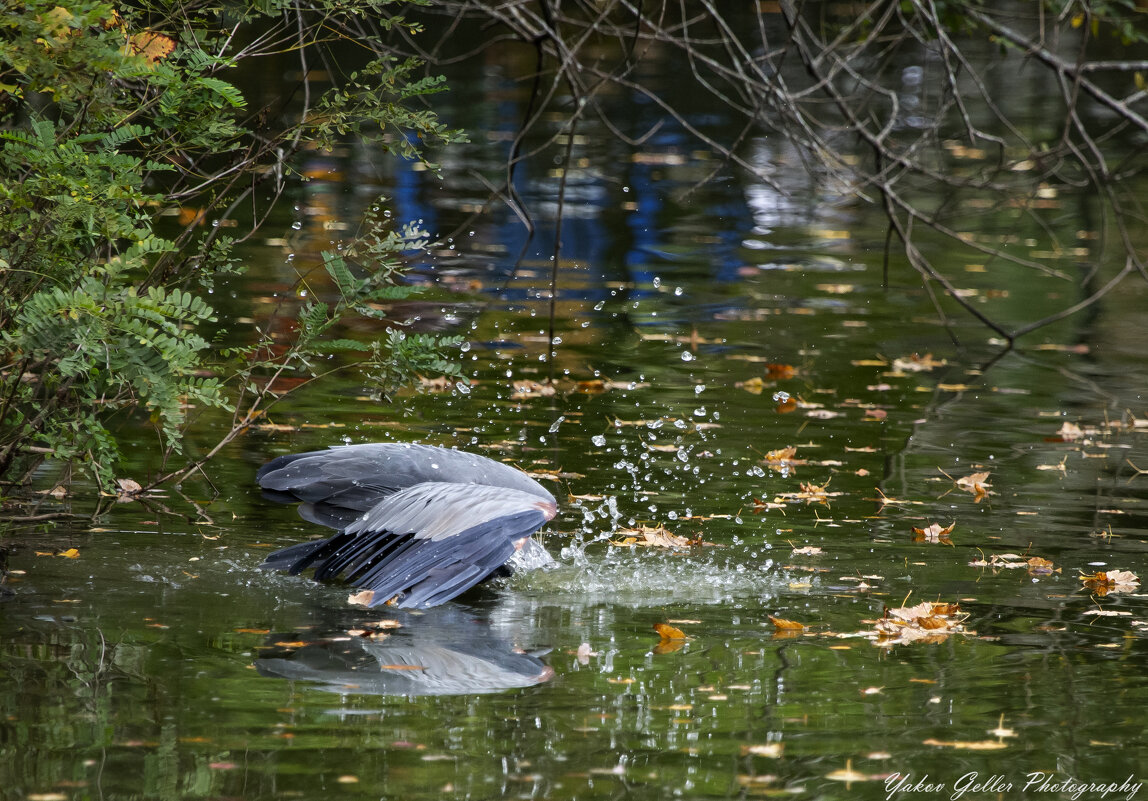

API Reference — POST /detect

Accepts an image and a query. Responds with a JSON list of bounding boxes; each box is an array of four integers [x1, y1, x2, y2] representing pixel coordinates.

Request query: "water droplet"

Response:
[[681, 351, 695, 362], [694, 384, 705, 394], [291, 221, 302, 230], [592, 434, 607, 447]]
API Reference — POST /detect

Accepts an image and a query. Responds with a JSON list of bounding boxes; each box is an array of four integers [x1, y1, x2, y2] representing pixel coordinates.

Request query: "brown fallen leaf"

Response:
[[1080, 569, 1140, 595], [763, 445, 800, 466], [610, 525, 690, 548], [873, 601, 968, 646], [741, 743, 784, 758], [911, 522, 955, 544], [949, 470, 992, 502]]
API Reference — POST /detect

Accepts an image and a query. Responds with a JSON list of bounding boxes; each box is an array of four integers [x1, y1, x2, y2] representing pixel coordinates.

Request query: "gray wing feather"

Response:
[[345, 483, 556, 541]]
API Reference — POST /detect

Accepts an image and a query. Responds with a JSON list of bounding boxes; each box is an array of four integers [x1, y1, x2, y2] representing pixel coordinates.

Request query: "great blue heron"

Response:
[[257, 443, 557, 609]]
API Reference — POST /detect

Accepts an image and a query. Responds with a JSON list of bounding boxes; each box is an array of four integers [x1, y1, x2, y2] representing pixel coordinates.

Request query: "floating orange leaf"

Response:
[[1080, 569, 1140, 595], [654, 623, 688, 641], [768, 615, 805, 631]]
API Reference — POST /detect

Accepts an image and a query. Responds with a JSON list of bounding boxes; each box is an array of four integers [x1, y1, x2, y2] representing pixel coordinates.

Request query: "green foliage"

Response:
[[275, 230, 466, 403], [0, 0, 466, 489]]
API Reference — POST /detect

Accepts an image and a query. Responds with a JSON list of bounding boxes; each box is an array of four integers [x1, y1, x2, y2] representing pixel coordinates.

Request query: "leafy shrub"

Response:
[[0, 1, 465, 489]]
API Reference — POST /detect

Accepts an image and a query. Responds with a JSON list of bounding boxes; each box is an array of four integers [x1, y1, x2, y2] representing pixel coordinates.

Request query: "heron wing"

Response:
[[264, 483, 556, 609], [257, 444, 556, 524]]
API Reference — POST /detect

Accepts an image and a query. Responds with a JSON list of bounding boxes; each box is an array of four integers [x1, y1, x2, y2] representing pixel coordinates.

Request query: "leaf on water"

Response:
[[891, 353, 947, 373], [510, 380, 557, 399], [417, 375, 456, 393], [117, 477, 143, 498], [654, 623, 688, 641], [988, 715, 1017, 739], [576, 642, 598, 665], [826, 759, 874, 783], [868, 488, 925, 509], [874, 601, 968, 646], [776, 396, 798, 414], [922, 738, 1008, 751], [1058, 421, 1085, 442], [791, 546, 823, 555], [952, 470, 992, 502], [737, 377, 765, 395], [369, 619, 404, 630], [969, 552, 1058, 575], [765, 363, 797, 379], [750, 497, 787, 513], [347, 590, 376, 606], [1080, 569, 1140, 595], [774, 480, 837, 507], [768, 616, 806, 631], [59, 548, 80, 559], [741, 743, 784, 758], [911, 522, 955, 544], [610, 526, 690, 548], [763, 445, 800, 465]]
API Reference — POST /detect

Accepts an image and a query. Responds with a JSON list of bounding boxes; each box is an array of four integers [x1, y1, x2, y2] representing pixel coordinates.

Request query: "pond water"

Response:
[[4, 9, 1148, 801]]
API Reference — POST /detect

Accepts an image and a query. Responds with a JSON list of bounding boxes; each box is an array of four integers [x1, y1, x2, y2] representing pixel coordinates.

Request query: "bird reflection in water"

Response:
[[255, 603, 554, 696]]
